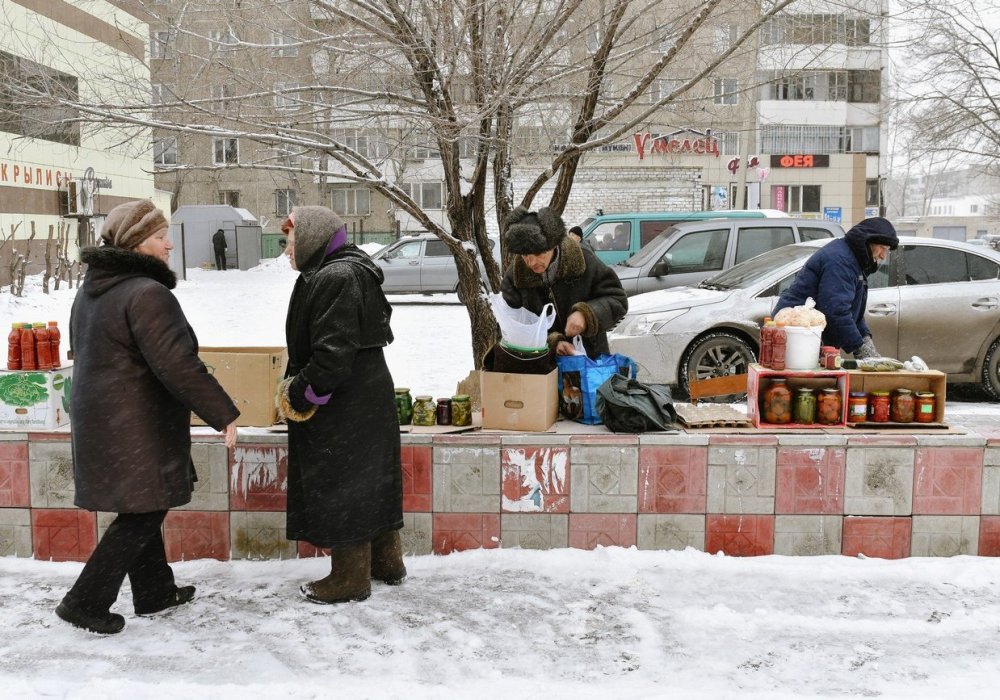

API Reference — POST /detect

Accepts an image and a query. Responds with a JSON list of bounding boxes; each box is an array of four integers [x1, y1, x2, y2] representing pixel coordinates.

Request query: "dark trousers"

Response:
[[214, 250, 227, 271], [64, 511, 175, 614]]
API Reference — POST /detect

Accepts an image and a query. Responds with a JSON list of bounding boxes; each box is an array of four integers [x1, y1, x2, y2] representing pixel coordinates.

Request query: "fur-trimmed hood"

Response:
[[80, 246, 177, 296], [509, 235, 586, 287]]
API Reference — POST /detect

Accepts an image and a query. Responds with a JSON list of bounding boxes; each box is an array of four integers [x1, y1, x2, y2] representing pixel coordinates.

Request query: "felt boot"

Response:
[[56, 598, 126, 635], [135, 585, 196, 616], [370, 530, 407, 585], [301, 541, 371, 604]]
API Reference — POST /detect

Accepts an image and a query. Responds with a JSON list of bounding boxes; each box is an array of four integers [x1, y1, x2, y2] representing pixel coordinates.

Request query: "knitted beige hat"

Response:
[[100, 199, 168, 249]]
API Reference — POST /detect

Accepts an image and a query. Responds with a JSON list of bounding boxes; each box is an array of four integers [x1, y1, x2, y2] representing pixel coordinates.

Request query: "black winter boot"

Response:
[[370, 530, 407, 585], [301, 541, 371, 604], [56, 598, 126, 635], [135, 585, 196, 616]]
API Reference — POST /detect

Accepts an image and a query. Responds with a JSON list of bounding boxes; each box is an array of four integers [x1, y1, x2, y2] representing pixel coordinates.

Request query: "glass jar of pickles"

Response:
[[868, 391, 890, 422], [793, 387, 816, 425], [394, 388, 413, 425], [412, 395, 436, 426], [451, 395, 472, 426], [890, 388, 915, 423], [761, 378, 792, 424], [816, 387, 843, 425], [915, 392, 936, 423]]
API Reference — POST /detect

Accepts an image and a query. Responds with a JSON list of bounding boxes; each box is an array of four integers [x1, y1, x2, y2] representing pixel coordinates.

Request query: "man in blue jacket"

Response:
[[773, 217, 899, 359]]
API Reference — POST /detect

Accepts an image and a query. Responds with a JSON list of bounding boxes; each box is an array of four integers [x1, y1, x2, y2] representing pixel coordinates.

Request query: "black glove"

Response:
[[853, 336, 879, 359]]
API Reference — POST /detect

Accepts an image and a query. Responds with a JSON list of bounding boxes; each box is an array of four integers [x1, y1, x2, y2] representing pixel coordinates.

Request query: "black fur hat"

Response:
[[503, 206, 566, 255]]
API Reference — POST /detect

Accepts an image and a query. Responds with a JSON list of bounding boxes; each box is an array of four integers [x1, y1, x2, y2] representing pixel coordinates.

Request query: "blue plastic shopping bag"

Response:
[[556, 347, 637, 425]]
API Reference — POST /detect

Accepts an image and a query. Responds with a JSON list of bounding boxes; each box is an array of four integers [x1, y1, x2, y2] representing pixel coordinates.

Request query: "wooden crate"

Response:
[[846, 369, 947, 426], [747, 364, 848, 429]]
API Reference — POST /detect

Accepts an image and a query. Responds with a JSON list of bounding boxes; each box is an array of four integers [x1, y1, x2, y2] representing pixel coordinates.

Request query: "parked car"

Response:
[[613, 218, 843, 296], [609, 236, 1000, 400], [372, 233, 500, 295], [578, 209, 789, 265]]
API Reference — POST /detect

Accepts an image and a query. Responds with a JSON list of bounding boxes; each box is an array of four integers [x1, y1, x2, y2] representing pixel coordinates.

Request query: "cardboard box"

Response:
[[480, 368, 558, 432], [0, 365, 73, 430], [193, 347, 287, 427], [846, 369, 947, 425], [747, 363, 848, 429]]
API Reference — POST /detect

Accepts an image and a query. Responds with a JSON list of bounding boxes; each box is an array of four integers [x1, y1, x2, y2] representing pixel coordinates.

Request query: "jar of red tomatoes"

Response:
[[847, 392, 868, 423], [890, 388, 915, 423], [761, 378, 792, 424], [915, 392, 936, 423], [816, 387, 843, 425], [868, 391, 890, 422]]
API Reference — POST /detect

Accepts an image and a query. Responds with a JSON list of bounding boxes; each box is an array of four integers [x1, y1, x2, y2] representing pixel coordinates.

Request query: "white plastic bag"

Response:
[[774, 296, 826, 328], [489, 293, 556, 349]]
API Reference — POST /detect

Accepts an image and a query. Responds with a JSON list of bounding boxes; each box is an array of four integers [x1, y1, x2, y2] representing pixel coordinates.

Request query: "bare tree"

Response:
[[11, 0, 797, 365]]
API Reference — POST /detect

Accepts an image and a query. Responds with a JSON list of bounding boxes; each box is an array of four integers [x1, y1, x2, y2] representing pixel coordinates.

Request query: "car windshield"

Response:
[[617, 226, 682, 268], [697, 243, 820, 290]]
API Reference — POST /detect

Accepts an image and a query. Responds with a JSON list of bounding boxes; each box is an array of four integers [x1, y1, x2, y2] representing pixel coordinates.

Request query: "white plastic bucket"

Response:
[[783, 325, 823, 370]]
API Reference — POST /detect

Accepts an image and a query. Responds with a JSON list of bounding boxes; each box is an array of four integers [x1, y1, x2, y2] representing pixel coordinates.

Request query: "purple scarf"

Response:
[[324, 225, 348, 258]]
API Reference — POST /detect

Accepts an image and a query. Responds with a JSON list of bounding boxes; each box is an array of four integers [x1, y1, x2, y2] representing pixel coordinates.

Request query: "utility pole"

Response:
[[735, 0, 763, 210]]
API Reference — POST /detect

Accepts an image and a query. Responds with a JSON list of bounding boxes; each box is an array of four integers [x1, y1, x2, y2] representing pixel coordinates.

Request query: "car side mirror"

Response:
[[650, 260, 669, 277]]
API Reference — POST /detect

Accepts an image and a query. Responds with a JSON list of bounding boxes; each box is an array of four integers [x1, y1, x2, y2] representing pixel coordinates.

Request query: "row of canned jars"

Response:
[[394, 388, 472, 427], [847, 388, 936, 424]]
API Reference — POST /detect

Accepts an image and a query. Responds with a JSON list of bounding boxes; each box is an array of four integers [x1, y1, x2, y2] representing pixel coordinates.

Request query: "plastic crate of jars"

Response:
[[747, 363, 848, 429]]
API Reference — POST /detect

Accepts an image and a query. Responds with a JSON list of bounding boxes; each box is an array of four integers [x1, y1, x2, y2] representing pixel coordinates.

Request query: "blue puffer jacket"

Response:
[[772, 217, 898, 354]]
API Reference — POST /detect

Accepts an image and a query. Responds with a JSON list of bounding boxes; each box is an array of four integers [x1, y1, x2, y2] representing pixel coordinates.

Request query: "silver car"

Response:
[[609, 236, 1000, 399], [372, 233, 500, 295]]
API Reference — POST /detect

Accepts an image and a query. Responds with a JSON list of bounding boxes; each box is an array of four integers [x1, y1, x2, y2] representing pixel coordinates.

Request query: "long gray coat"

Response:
[[283, 244, 403, 547], [69, 247, 239, 513]]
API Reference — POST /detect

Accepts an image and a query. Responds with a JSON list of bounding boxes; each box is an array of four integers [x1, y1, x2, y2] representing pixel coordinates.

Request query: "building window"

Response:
[[333, 128, 370, 158], [400, 182, 443, 210], [0, 50, 80, 145], [209, 29, 238, 52], [273, 82, 300, 110], [211, 84, 234, 111], [713, 78, 738, 105], [217, 190, 240, 207], [331, 188, 371, 215], [275, 189, 297, 216], [866, 179, 880, 208], [649, 78, 683, 102], [213, 137, 238, 164], [775, 185, 821, 213], [151, 83, 167, 105], [713, 24, 739, 53], [153, 137, 177, 166], [271, 30, 298, 57], [848, 70, 880, 103], [150, 30, 171, 59], [410, 142, 440, 160], [274, 142, 300, 166]]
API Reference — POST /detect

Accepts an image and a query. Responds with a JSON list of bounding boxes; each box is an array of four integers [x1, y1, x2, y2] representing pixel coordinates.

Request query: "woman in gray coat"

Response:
[[56, 199, 238, 635], [277, 206, 405, 605]]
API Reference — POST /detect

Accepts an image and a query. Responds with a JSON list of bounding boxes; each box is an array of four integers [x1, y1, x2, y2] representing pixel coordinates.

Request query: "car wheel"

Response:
[[679, 331, 756, 402], [981, 337, 1000, 400]]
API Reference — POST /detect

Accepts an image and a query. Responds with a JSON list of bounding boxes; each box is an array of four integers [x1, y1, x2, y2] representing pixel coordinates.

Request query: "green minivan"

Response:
[[579, 210, 788, 265]]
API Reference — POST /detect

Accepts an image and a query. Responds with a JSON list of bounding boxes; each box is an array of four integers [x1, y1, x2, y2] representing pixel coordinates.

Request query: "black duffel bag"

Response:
[[595, 374, 677, 433]]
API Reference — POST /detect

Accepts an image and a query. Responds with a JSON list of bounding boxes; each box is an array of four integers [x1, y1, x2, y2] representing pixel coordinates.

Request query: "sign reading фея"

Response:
[[770, 154, 831, 168]]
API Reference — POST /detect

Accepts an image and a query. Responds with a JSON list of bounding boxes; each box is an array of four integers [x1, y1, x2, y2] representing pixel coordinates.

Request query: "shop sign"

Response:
[[633, 130, 720, 160], [769, 154, 831, 168], [0, 160, 74, 189], [773, 186, 786, 211], [823, 206, 842, 223], [727, 155, 760, 175]]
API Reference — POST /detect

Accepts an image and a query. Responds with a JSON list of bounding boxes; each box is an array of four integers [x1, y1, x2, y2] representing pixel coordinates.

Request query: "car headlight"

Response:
[[611, 309, 688, 337]]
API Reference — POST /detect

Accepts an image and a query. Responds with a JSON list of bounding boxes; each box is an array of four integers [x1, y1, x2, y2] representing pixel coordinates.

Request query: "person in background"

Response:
[[501, 206, 628, 359], [567, 225, 584, 243], [213, 228, 228, 271], [57, 199, 239, 635], [772, 217, 899, 359], [277, 206, 405, 605]]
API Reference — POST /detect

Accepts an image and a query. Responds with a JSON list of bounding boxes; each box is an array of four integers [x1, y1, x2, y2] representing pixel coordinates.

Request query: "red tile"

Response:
[[31, 509, 97, 562], [164, 511, 230, 562], [297, 542, 331, 558], [912, 447, 983, 515], [842, 517, 911, 559], [978, 517, 1000, 557], [402, 445, 432, 512], [705, 514, 774, 556], [230, 445, 288, 511], [501, 447, 569, 513], [638, 446, 707, 514], [775, 447, 846, 514], [432, 513, 501, 554], [708, 435, 778, 446], [0, 441, 29, 507], [568, 514, 636, 550]]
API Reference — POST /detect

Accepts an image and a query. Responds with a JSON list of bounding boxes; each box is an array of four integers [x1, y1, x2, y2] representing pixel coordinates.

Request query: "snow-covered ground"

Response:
[[3, 252, 1000, 698]]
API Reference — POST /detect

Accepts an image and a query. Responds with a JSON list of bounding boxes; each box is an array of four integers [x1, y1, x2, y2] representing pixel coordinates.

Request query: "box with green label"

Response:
[[0, 365, 73, 430]]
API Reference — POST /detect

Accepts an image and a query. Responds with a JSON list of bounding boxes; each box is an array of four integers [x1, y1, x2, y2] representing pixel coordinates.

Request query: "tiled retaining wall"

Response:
[[4, 429, 1000, 561]]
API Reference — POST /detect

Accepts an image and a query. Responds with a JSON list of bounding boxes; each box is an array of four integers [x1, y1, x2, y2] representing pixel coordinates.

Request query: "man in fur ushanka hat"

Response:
[[500, 206, 628, 359]]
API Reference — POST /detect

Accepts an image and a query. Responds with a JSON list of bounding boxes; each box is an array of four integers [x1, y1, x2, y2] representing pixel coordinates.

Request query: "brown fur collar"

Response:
[[510, 235, 586, 288]]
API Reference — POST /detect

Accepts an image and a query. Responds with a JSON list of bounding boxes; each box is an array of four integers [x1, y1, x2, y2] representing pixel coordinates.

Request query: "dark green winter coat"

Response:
[[69, 247, 239, 513], [283, 243, 403, 547], [501, 236, 628, 358]]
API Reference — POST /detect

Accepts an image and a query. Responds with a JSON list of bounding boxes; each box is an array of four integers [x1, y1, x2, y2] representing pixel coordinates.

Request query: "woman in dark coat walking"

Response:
[[277, 206, 404, 605], [57, 199, 239, 635]]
